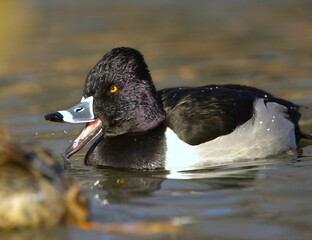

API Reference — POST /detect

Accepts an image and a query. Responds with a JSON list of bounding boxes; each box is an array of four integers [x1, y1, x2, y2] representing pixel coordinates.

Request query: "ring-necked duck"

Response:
[[45, 47, 307, 171], [0, 125, 88, 228]]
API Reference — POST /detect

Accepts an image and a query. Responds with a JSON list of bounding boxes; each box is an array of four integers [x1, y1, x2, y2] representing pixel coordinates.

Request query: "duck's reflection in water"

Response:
[[90, 162, 261, 205]]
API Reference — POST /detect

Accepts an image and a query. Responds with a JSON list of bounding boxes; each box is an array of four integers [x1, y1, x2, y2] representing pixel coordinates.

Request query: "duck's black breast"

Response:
[[84, 122, 167, 169], [159, 84, 301, 145]]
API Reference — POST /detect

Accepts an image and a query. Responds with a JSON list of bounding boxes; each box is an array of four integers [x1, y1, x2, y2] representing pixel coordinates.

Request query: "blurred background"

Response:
[[0, 0, 312, 239], [1, 0, 311, 144], [1, 0, 311, 121]]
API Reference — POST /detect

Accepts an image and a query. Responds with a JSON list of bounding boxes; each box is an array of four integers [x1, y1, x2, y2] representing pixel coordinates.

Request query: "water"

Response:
[[0, 0, 312, 239]]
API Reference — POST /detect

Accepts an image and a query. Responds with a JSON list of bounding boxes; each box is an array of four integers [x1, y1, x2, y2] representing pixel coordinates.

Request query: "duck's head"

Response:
[[45, 47, 165, 159]]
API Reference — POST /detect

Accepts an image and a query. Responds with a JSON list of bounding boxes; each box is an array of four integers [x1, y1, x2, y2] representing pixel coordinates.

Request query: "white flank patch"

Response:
[[164, 98, 296, 171]]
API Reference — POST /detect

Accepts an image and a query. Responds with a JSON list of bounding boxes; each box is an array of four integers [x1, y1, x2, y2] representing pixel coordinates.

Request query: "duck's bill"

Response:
[[44, 96, 95, 123], [44, 96, 103, 159]]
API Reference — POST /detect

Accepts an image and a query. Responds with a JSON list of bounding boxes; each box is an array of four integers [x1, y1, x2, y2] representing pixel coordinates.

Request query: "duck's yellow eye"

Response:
[[109, 85, 118, 93]]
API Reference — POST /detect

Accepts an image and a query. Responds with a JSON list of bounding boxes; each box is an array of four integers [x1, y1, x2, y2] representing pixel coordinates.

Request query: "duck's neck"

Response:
[[131, 90, 166, 134], [84, 122, 167, 169]]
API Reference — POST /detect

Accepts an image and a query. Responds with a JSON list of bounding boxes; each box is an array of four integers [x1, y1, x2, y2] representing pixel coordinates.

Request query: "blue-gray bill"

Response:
[[44, 96, 103, 163], [44, 96, 95, 123]]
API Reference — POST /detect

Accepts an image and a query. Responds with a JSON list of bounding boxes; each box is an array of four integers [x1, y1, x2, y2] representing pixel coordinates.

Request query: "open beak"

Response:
[[44, 96, 103, 160]]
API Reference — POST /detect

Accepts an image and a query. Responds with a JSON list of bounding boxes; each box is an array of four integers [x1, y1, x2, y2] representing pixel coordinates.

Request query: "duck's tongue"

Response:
[[64, 118, 103, 159]]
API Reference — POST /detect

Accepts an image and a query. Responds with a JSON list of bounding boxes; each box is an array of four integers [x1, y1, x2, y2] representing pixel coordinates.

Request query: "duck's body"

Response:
[[45, 47, 305, 171], [0, 125, 88, 229], [85, 98, 296, 171], [160, 84, 301, 145]]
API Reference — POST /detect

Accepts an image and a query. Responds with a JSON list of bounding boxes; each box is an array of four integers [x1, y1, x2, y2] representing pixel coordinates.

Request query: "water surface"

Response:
[[0, 0, 312, 239]]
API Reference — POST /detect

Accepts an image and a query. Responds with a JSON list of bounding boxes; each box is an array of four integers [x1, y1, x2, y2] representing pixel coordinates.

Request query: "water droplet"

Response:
[[51, 133, 55, 136], [272, 119, 275, 122], [259, 121, 263, 124], [35, 132, 38, 135], [94, 180, 100, 186], [63, 130, 68, 134], [117, 178, 125, 184], [267, 128, 270, 131], [264, 94, 268, 98]]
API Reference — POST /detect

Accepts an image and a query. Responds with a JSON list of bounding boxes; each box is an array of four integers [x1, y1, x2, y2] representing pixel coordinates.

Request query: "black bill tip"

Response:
[[44, 112, 64, 122]]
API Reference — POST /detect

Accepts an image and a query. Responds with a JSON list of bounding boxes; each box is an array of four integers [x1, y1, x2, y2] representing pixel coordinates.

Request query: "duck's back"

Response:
[[159, 84, 302, 145]]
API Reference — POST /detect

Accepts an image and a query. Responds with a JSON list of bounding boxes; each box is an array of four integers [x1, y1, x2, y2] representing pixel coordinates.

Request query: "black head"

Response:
[[83, 47, 166, 136]]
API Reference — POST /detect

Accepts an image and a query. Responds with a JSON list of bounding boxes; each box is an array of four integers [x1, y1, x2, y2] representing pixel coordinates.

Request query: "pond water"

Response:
[[0, 0, 312, 239]]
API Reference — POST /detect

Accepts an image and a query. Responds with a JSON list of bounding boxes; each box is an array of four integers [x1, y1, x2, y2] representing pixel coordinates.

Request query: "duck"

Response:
[[45, 47, 307, 171], [0, 124, 89, 229]]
